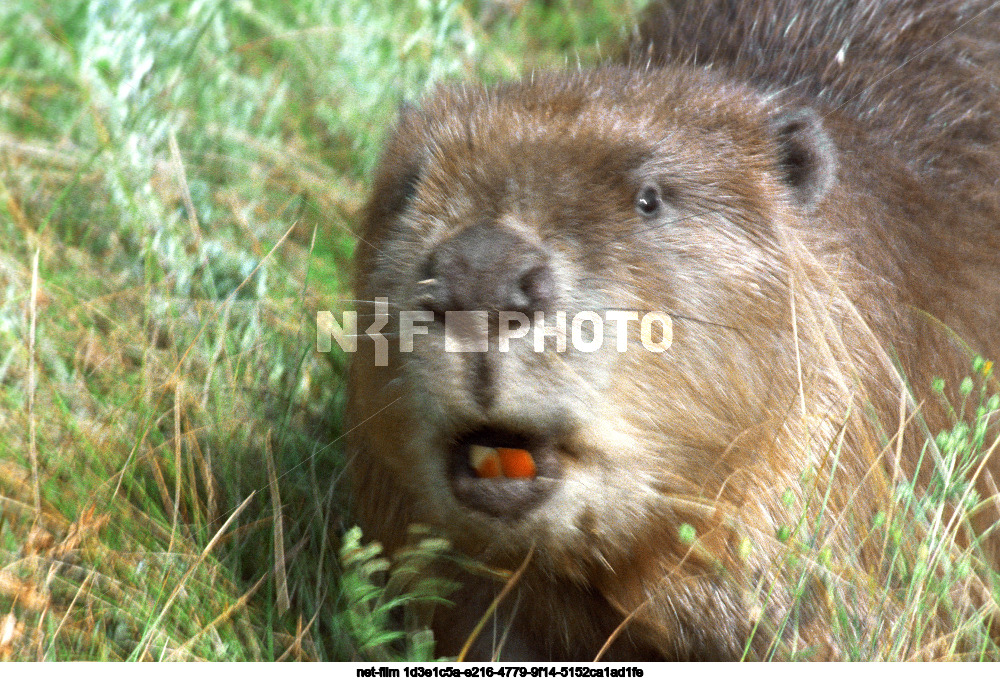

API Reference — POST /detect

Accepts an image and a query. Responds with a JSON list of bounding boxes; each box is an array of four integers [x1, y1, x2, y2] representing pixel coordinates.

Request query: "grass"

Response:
[[764, 360, 1000, 660], [1, 0, 997, 662], [0, 0, 645, 661]]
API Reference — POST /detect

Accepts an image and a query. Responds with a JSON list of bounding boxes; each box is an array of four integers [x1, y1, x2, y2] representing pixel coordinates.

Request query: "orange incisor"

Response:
[[470, 446, 536, 479], [497, 448, 536, 479]]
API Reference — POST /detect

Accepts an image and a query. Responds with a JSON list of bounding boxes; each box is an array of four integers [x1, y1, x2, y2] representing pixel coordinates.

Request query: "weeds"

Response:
[[756, 357, 1000, 660], [338, 525, 460, 662]]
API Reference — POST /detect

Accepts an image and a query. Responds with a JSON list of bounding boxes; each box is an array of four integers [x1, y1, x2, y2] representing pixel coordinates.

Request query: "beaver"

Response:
[[346, 0, 1000, 661]]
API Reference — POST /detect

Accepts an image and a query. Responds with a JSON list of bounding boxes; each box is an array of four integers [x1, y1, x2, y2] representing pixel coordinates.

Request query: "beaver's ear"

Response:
[[396, 100, 418, 125], [770, 107, 836, 209], [370, 104, 425, 217]]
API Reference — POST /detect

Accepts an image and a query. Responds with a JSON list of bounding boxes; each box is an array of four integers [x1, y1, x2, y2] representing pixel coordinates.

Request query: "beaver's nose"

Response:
[[419, 222, 555, 315]]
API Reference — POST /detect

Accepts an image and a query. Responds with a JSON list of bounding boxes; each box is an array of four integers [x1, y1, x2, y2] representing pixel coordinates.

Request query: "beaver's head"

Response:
[[348, 66, 840, 576]]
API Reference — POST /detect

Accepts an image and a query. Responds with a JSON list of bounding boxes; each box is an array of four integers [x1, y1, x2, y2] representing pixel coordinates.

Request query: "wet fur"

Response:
[[348, 0, 1000, 660]]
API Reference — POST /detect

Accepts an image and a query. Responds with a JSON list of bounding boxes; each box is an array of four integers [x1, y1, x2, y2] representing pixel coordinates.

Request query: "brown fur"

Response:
[[347, 0, 1000, 660]]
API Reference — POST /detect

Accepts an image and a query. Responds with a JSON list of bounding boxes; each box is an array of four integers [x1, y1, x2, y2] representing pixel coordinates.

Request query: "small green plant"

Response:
[[338, 526, 459, 661], [760, 356, 1000, 660]]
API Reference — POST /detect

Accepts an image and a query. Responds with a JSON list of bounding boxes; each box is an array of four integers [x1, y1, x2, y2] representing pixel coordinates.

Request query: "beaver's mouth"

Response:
[[447, 426, 563, 520]]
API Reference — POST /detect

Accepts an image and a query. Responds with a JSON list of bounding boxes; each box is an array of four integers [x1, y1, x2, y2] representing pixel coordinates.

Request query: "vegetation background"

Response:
[[0, 0, 646, 661], [1, 0, 997, 662]]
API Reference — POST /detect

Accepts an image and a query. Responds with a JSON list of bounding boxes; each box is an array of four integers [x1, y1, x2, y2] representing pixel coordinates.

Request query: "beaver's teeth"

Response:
[[497, 447, 537, 479], [469, 445, 501, 478]]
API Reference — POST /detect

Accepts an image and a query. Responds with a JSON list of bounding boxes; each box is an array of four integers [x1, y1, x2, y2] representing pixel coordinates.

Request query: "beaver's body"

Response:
[[347, 0, 1000, 660]]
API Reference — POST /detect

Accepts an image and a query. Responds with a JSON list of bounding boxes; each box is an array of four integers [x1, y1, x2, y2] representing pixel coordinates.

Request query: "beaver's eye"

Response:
[[635, 184, 662, 216]]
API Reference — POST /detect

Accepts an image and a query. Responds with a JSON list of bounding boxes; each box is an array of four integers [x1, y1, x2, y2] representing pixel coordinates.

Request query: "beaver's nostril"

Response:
[[421, 223, 555, 314]]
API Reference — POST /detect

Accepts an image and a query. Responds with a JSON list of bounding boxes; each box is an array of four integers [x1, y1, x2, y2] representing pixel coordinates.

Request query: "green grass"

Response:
[[760, 360, 1000, 660], [0, 0, 643, 661]]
